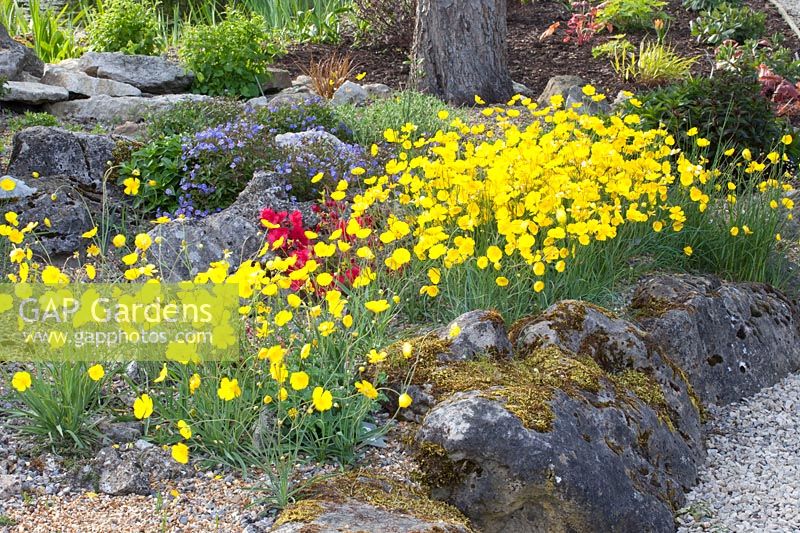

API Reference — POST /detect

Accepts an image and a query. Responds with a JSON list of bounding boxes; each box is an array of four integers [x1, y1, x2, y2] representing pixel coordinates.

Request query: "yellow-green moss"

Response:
[[274, 500, 325, 526], [611, 370, 675, 431], [413, 442, 467, 489], [283, 469, 473, 530]]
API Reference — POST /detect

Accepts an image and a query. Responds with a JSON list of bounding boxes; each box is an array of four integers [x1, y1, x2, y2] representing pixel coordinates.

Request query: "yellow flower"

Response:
[[112, 234, 126, 248], [495, 276, 509, 287], [782, 134, 793, 145], [686, 127, 698, 137], [177, 420, 192, 439], [171, 442, 189, 464], [355, 72, 366, 81], [41, 265, 66, 284], [217, 377, 241, 401], [730, 226, 739, 237], [153, 363, 168, 383], [365, 299, 390, 314], [474, 95, 485, 105], [696, 138, 710, 147], [11, 371, 32, 392], [274, 309, 293, 327], [123, 177, 141, 196], [278, 387, 288, 401], [581, 84, 596, 96], [135, 233, 152, 251], [0, 178, 16, 191], [355, 380, 378, 400], [133, 393, 154, 419], [5, 212, 18, 226], [87, 364, 105, 381], [398, 393, 413, 408], [263, 395, 273, 404], [270, 362, 288, 383], [189, 373, 201, 394], [534, 281, 545, 293], [300, 343, 311, 359], [290, 371, 310, 391], [437, 110, 449, 120], [367, 349, 387, 364], [448, 324, 461, 338], [683, 246, 693, 256], [312, 386, 333, 411], [82, 226, 98, 239], [385, 248, 411, 270]]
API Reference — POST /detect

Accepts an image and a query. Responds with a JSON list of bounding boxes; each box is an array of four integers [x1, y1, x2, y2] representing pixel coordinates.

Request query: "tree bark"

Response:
[[410, 0, 513, 105]]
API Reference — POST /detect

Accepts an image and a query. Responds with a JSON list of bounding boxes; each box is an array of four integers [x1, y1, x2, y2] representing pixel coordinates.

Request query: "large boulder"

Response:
[[0, 81, 68, 104], [410, 301, 703, 533], [4, 127, 121, 256], [148, 171, 317, 280], [631, 274, 800, 405], [433, 309, 513, 362], [77, 52, 193, 94], [45, 94, 208, 123], [6, 126, 116, 189], [331, 80, 368, 106], [41, 66, 141, 98], [0, 24, 44, 81]]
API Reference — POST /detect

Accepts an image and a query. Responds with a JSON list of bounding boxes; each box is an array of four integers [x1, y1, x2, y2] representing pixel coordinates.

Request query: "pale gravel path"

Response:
[[676, 373, 800, 532]]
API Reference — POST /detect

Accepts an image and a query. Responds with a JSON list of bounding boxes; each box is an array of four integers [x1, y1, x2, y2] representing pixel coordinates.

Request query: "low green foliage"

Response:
[[179, 8, 278, 97], [632, 72, 796, 162], [254, 96, 352, 140], [26, 0, 85, 63], [333, 91, 462, 146], [597, 0, 666, 31], [146, 98, 245, 138], [691, 3, 765, 44], [8, 111, 60, 133], [119, 135, 184, 216], [6, 363, 112, 452], [87, 0, 161, 55]]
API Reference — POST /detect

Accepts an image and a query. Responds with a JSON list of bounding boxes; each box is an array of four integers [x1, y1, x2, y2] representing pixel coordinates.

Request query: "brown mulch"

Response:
[[273, 0, 800, 98]]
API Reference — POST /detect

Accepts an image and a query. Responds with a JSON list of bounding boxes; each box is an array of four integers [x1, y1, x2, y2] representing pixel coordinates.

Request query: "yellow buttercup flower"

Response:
[[171, 442, 189, 464], [177, 420, 192, 439], [217, 377, 241, 401], [398, 393, 413, 408], [11, 371, 32, 392], [355, 380, 378, 400], [87, 364, 105, 382], [312, 386, 333, 411], [133, 393, 154, 419], [290, 371, 309, 391]]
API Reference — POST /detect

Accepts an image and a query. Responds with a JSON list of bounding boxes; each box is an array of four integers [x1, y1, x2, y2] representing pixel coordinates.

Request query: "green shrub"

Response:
[[87, 0, 160, 55], [119, 135, 184, 216], [691, 4, 765, 44], [8, 111, 60, 132], [333, 91, 462, 146], [682, 0, 737, 12], [179, 8, 278, 97], [597, 0, 667, 31], [146, 98, 245, 138], [631, 72, 795, 161]]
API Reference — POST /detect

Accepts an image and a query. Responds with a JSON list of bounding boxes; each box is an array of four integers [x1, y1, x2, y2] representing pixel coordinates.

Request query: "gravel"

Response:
[[677, 373, 800, 532]]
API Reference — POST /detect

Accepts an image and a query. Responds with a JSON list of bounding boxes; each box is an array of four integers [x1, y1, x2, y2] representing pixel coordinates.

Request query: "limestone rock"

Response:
[[259, 67, 292, 92], [536, 75, 586, 107], [362, 83, 392, 99], [271, 500, 470, 533], [77, 52, 193, 94], [0, 474, 20, 499], [413, 300, 703, 532], [45, 94, 208, 123], [7, 126, 116, 189], [632, 274, 800, 405], [95, 447, 149, 496], [331, 80, 368, 106], [0, 176, 37, 199], [0, 81, 68, 104], [148, 171, 317, 280], [434, 310, 513, 362], [0, 24, 43, 81], [41, 66, 141, 98]]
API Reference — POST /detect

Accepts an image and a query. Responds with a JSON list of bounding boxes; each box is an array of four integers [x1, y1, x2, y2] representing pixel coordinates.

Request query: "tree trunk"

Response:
[[410, 0, 513, 105]]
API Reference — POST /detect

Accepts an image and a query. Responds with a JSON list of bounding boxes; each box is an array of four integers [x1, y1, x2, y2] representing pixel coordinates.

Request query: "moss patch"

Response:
[[274, 500, 325, 526], [276, 469, 472, 529], [611, 370, 675, 431], [413, 441, 468, 489]]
